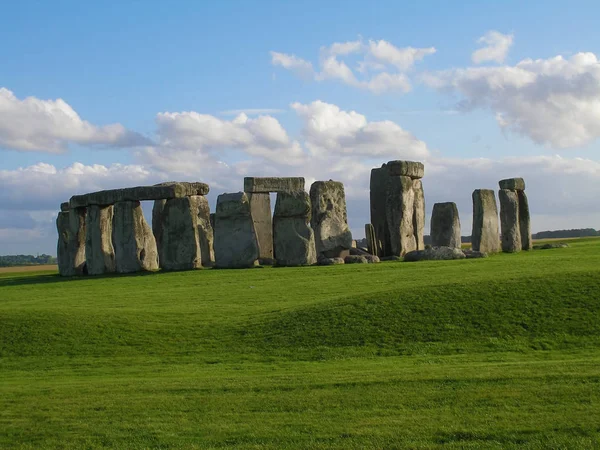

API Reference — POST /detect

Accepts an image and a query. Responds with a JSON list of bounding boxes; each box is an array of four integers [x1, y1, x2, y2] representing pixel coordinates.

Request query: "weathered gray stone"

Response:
[[499, 177, 525, 191], [499, 189, 521, 253], [370, 167, 391, 257], [85, 205, 116, 275], [244, 177, 305, 193], [365, 223, 377, 256], [386, 160, 425, 179], [70, 182, 209, 208], [310, 180, 353, 258], [112, 201, 159, 273], [534, 243, 569, 249], [518, 190, 532, 251], [60, 202, 70, 212], [386, 175, 416, 256], [56, 208, 86, 276], [196, 196, 214, 267], [471, 189, 501, 253], [463, 249, 488, 259], [214, 192, 259, 268], [154, 196, 208, 271], [412, 179, 425, 250], [380, 255, 402, 261], [317, 256, 345, 265], [363, 254, 380, 263], [430, 202, 461, 249], [349, 247, 370, 256], [273, 191, 316, 266], [210, 213, 215, 230], [344, 255, 368, 264], [404, 246, 466, 262], [247, 193, 273, 260]]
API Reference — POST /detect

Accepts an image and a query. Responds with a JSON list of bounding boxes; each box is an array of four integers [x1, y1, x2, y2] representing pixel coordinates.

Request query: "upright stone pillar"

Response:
[[273, 191, 316, 266], [310, 181, 353, 258], [214, 192, 259, 268], [386, 175, 416, 256], [499, 189, 521, 253], [196, 196, 215, 267], [247, 193, 273, 260], [365, 223, 377, 256], [85, 205, 116, 275], [430, 202, 461, 249], [112, 201, 159, 273], [518, 191, 532, 251], [471, 189, 500, 253], [412, 179, 425, 250], [56, 207, 87, 276], [370, 166, 391, 257]]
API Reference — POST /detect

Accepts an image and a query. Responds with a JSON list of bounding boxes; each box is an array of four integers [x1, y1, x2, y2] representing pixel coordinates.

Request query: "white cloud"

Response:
[[423, 52, 600, 148], [0, 88, 150, 153], [271, 38, 436, 94], [472, 31, 514, 64]]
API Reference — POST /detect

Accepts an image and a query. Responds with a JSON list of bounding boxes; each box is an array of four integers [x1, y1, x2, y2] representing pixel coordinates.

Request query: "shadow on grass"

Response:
[[0, 270, 169, 288]]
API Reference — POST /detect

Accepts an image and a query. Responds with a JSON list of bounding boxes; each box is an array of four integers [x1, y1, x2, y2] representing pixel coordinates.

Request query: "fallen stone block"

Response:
[[463, 249, 488, 259], [345, 255, 368, 264], [404, 246, 466, 262], [317, 256, 345, 265]]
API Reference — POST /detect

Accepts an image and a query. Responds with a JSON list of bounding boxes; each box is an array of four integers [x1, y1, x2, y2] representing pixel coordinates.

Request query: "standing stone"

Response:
[[386, 160, 425, 179], [273, 191, 317, 266], [310, 181, 353, 258], [430, 202, 461, 249], [518, 190, 532, 251], [365, 223, 377, 256], [154, 196, 203, 271], [214, 192, 259, 268], [471, 189, 500, 253], [247, 193, 273, 260], [412, 179, 425, 250], [386, 176, 416, 256], [499, 189, 521, 253], [370, 166, 391, 257], [196, 196, 215, 267], [85, 205, 116, 275], [112, 201, 159, 273], [56, 208, 86, 276]]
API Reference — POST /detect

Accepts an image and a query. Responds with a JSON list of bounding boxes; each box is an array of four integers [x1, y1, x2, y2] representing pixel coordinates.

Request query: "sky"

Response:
[[1, 0, 600, 255]]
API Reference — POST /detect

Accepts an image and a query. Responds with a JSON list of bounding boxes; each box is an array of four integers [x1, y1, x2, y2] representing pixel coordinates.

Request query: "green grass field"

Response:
[[1, 238, 600, 449]]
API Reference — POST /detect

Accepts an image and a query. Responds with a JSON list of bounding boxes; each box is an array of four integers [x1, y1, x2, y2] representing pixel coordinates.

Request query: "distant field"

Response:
[[1, 237, 599, 449], [0, 264, 57, 274]]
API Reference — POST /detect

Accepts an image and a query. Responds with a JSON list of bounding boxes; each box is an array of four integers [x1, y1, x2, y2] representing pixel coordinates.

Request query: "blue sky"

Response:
[[1, 0, 600, 254]]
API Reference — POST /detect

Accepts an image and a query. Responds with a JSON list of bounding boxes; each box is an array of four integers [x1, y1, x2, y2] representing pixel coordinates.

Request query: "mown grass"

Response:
[[1, 238, 599, 448]]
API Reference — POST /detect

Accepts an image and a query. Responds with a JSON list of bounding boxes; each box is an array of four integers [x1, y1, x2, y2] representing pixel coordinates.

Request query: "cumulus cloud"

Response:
[[471, 31, 514, 64], [0, 88, 151, 153], [271, 38, 436, 94], [422, 52, 600, 148]]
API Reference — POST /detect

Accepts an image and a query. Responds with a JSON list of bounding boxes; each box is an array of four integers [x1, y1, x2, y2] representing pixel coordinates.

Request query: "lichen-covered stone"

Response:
[[112, 201, 159, 273], [344, 255, 368, 264], [317, 256, 345, 265], [386, 175, 416, 256], [518, 190, 532, 251], [273, 191, 316, 266], [244, 177, 305, 193], [247, 192, 273, 260], [56, 208, 86, 276], [404, 246, 466, 262], [196, 196, 214, 267], [499, 177, 525, 191], [365, 223, 377, 256], [60, 202, 70, 212], [499, 189, 521, 253], [471, 189, 501, 253], [85, 205, 116, 275], [370, 167, 391, 257], [214, 192, 259, 268], [310, 180, 353, 257], [386, 160, 425, 179], [412, 179, 425, 250], [463, 249, 488, 259], [430, 202, 461, 249]]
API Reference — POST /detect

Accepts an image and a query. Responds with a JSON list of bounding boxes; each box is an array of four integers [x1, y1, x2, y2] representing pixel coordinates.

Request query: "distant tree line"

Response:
[[0, 254, 56, 267]]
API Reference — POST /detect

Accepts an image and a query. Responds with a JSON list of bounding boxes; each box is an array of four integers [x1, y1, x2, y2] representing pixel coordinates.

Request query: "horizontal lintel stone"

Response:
[[498, 177, 525, 191], [386, 160, 424, 179], [244, 177, 305, 193]]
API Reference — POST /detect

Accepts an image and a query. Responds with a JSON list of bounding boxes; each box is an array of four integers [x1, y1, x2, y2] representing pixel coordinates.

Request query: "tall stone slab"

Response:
[[430, 202, 461, 249], [56, 208, 87, 276], [386, 176, 416, 256], [471, 189, 500, 253], [112, 201, 159, 273], [499, 189, 521, 253], [370, 166, 390, 257], [196, 196, 215, 267], [412, 179, 425, 250], [214, 192, 259, 268], [518, 190, 532, 251], [85, 205, 116, 275], [310, 181, 353, 258], [154, 196, 203, 271], [273, 191, 317, 266], [365, 223, 377, 256], [247, 193, 273, 260]]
